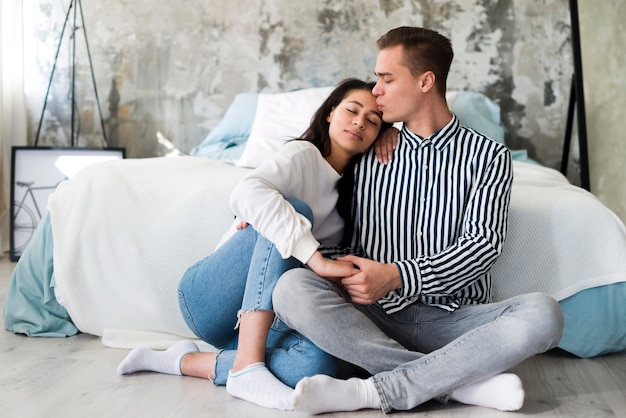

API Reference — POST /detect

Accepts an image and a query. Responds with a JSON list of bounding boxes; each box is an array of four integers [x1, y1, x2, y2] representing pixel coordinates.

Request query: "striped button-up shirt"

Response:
[[350, 115, 513, 313]]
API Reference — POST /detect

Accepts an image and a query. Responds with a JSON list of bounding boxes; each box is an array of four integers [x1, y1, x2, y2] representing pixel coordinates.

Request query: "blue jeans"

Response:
[[177, 198, 344, 386], [273, 268, 565, 413]]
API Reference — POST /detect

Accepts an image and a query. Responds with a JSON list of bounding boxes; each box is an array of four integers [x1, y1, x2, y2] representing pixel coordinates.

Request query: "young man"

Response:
[[272, 26, 565, 414]]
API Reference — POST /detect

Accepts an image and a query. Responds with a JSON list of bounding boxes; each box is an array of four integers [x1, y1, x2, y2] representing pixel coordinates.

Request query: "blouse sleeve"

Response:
[[228, 142, 321, 263]]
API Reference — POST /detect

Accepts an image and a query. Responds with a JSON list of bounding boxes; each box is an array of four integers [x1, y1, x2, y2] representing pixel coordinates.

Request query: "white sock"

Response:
[[226, 363, 293, 411], [450, 373, 525, 411], [292, 375, 380, 414], [116, 340, 199, 375]]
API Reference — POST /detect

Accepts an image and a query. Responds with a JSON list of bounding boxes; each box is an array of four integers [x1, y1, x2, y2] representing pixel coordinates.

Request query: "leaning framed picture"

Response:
[[10, 146, 126, 261]]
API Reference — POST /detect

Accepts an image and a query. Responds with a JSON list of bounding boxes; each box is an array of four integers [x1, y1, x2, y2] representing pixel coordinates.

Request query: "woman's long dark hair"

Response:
[[298, 78, 392, 246]]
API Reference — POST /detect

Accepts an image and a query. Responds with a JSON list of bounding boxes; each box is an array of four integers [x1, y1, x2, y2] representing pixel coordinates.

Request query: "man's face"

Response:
[[372, 45, 421, 124]]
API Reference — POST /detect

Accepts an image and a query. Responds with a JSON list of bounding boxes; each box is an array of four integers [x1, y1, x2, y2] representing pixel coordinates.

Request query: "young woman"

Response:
[[117, 78, 392, 410]]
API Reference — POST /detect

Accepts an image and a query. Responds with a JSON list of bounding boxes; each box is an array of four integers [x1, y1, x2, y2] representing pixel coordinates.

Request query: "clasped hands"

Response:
[[238, 218, 401, 304], [306, 252, 401, 305]]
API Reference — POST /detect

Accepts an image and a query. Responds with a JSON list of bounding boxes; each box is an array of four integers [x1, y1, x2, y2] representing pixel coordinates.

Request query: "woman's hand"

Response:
[[374, 126, 399, 164], [236, 221, 249, 230], [306, 251, 359, 283]]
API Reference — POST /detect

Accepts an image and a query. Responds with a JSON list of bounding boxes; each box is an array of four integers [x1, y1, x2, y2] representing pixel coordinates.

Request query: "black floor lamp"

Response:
[[33, 0, 108, 148], [561, 0, 590, 191]]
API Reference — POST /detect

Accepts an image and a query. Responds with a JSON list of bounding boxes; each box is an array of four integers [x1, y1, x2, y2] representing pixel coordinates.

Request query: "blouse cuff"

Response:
[[291, 233, 320, 264]]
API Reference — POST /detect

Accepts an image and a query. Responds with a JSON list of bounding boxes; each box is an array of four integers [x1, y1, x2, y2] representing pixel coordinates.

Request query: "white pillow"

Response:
[[236, 86, 334, 168]]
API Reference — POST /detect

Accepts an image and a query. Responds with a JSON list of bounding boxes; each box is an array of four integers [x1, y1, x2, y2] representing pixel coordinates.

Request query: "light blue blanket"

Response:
[[3, 212, 78, 337]]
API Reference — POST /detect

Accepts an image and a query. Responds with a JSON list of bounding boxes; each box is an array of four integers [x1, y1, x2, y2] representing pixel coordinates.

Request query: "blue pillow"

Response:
[[450, 91, 505, 144], [191, 92, 258, 158], [450, 91, 534, 163]]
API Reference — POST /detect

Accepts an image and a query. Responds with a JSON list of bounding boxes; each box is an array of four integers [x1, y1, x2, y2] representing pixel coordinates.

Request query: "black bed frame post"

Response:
[[34, 0, 108, 148], [561, 0, 590, 191]]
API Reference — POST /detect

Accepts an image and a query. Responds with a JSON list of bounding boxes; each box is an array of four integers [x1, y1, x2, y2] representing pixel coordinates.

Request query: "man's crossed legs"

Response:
[[273, 268, 564, 414]]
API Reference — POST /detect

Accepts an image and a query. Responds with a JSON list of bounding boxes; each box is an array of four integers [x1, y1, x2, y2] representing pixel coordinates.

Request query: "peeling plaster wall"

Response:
[[579, 1, 626, 222], [25, 1, 575, 170]]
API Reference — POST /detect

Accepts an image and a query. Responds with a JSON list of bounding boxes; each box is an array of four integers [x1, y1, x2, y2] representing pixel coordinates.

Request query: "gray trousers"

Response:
[[273, 267, 564, 413]]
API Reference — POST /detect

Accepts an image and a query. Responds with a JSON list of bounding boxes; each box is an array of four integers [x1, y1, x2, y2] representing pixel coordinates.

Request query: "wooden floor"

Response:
[[1, 253, 625, 418]]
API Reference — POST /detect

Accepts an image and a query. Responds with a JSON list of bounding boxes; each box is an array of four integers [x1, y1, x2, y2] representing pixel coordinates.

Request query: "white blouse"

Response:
[[221, 140, 344, 264]]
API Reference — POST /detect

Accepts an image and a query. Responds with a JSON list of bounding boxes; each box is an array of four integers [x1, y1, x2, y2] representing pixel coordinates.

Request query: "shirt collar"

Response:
[[400, 114, 459, 151]]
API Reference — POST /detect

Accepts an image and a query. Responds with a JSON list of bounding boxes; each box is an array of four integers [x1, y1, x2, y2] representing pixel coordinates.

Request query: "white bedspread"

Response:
[[493, 161, 626, 301], [48, 158, 626, 348], [49, 157, 249, 348]]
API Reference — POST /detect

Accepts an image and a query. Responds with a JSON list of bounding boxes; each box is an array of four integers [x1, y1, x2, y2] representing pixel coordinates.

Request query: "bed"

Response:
[[4, 86, 626, 359]]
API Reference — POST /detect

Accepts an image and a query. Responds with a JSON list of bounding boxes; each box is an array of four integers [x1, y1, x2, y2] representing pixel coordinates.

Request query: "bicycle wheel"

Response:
[[12, 201, 38, 256]]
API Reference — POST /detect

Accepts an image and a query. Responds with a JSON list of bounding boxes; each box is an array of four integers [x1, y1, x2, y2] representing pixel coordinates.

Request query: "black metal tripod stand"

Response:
[[561, 0, 590, 191], [34, 0, 108, 148]]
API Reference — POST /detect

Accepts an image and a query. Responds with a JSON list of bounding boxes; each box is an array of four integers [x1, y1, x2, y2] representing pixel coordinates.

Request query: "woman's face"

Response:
[[327, 89, 383, 157]]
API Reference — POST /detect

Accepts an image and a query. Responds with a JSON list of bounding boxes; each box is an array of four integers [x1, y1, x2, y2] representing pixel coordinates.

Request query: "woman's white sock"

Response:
[[116, 340, 199, 375], [226, 363, 293, 411]]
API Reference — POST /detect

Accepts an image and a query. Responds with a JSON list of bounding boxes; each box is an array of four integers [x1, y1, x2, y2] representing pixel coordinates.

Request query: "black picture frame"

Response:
[[10, 146, 125, 261]]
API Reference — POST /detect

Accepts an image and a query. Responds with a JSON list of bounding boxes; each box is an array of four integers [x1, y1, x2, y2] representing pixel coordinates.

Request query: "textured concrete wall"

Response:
[[579, 1, 625, 222], [24, 1, 575, 169]]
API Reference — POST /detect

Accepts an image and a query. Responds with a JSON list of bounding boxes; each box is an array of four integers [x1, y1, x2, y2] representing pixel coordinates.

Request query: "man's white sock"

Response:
[[450, 373, 525, 411], [226, 363, 293, 411], [117, 340, 199, 375], [292, 375, 380, 414]]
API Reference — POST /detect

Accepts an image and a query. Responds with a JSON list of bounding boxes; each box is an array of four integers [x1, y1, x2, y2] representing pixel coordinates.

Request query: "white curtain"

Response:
[[0, 0, 27, 253]]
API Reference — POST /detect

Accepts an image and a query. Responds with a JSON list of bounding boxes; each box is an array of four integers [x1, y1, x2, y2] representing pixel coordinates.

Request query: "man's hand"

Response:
[[336, 255, 401, 304], [374, 126, 399, 164], [306, 251, 359, 283]]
